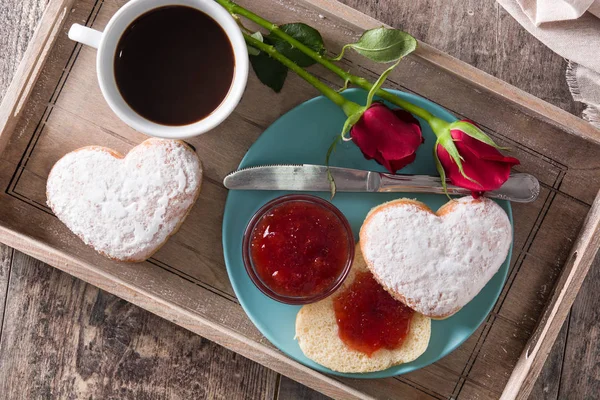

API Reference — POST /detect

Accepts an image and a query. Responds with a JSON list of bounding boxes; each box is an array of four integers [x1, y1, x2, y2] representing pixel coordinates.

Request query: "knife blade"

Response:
[[223, 164, 540, 203]]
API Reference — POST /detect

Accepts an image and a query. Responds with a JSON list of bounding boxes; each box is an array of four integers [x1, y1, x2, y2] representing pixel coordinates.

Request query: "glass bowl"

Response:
[[242, 194, 355, 305]]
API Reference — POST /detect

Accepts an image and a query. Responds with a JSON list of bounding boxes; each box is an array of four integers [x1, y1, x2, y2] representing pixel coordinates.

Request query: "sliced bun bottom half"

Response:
[[295, 244, 431, 373]]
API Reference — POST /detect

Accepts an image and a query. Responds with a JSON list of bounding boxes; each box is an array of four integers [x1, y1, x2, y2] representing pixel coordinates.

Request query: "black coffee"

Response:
[[114, 6, 235, 126]]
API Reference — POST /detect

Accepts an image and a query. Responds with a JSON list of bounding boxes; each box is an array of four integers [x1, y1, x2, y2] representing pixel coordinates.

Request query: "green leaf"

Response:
[[269, 23, 325, 67], [331, 27, 417, 63], [250, 47, 288, 92], [327, 168, 336, 200], [437, 130, 480, 186], [340, 108, 365, 140], [450, 121, 508, 150], [326, 136, 340, 164], [434, 141, 451, 199], [247, 32, 263, 56], [250, 24, 324, 92], [325, 136, 342, 199], [337, 77, 350, 92], [365, 59, 400, 108]]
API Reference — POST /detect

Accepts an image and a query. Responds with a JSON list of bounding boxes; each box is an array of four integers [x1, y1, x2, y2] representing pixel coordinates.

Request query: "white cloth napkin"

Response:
[[516, 0, 600, 25], [497, 0, 600, 127]]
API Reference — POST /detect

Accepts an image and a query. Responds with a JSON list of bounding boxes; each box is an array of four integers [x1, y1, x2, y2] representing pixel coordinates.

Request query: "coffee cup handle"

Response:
[[68, 24, 102, 49]]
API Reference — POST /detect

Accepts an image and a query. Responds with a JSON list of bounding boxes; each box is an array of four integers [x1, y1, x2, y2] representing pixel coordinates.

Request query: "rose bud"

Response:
[[435, 120, 520, 194], [350, 102, 423, 173]]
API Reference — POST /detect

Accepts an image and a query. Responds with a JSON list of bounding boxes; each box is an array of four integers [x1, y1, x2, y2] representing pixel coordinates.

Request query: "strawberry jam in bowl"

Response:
[[243, 195, 355, 304]]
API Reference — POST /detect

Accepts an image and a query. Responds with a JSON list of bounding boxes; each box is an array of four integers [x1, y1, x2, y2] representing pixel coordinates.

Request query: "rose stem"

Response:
[[215, 0, 449, 132], [243, 33, 362, 117]]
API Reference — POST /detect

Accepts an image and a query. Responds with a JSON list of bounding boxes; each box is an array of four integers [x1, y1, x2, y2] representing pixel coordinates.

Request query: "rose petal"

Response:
[[351, 103, 423, 173]]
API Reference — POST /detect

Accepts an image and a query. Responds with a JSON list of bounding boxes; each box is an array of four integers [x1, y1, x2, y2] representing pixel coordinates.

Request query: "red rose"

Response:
[[350, 102, 423, 173], [436, 120, 520, 194]]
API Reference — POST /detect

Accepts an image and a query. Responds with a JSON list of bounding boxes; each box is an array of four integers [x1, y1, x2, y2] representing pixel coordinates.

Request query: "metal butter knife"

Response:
[[224, 164, 540, 203]]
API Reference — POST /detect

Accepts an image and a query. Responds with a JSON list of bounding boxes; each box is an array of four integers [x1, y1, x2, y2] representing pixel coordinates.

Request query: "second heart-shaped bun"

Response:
[[359, 197, 511, 319]]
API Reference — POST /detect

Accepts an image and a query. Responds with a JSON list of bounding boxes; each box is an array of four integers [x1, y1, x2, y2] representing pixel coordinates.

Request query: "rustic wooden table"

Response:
[[0, 0, 598, 399]]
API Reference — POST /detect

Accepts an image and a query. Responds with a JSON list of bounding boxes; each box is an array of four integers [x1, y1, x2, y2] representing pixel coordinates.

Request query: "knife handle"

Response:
[[379, 173, 540, 203]]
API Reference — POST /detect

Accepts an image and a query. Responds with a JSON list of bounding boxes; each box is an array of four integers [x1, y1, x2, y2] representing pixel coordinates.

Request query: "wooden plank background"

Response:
[[0, 0, 598, 399]]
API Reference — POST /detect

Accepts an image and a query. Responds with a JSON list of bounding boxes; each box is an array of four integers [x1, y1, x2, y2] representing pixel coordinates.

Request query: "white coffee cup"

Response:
[[68, 0, 248, 139]]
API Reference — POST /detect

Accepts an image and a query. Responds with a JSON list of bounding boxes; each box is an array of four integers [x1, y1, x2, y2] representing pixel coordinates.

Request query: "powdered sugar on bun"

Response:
[[360, 197, 511, 319], [47, 139, 202, 262]]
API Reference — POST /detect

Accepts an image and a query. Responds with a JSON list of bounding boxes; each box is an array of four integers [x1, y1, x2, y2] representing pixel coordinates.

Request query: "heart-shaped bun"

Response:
[[296, 244, 431, 373], [47, 139, 202, 262], [360, 197, 511, 319]]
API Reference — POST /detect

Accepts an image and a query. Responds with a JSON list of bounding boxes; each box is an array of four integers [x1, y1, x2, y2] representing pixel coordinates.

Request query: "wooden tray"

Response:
[[1, 0, 599, 398]]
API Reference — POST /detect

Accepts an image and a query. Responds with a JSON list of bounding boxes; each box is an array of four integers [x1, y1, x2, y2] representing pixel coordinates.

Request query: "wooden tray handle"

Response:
[[501, 189, 600, 400]]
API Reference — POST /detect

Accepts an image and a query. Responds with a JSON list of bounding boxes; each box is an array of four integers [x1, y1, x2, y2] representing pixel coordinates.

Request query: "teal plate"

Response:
[[222, 88, 513, 378]]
